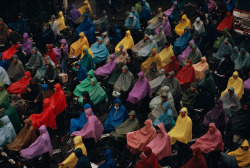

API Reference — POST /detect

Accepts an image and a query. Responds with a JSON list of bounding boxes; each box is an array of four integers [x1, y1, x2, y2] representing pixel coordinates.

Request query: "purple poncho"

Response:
[[127, 71, 152, 104], [205, 0, 217, 13], [177, 40, 194, 65], [68, 4, 81, 23], [163, 1, 178, 17], [243, 78, 250, 91], [53, 39, 68, 60], [155, 17, 171, 37], [20, 125, 53, 160], [94, 54, 117, 76], [20, 33, 33, 55], [71, 108, 104, 141]]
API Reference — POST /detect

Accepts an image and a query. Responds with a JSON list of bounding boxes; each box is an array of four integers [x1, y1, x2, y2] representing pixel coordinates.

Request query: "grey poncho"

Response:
[[114, 66, 135, 92], [7, 56, 25, 82]]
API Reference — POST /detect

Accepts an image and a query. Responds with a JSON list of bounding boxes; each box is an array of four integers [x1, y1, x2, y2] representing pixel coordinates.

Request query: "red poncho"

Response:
[[29, 98, 57, 130], [7, 71, 31, 94], [2, 44, 19, 60], [181, 148, 207, 168], [50, 83, 67, 116], [135, 147, 161, 168], [163, 56, 180, 76], [43, 45, 57, 67], [176, 60, 196, 89], [217, 12, 235, 32]]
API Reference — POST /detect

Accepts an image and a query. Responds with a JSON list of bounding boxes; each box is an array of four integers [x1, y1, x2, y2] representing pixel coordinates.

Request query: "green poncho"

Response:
[[107, 63, 123, 86], [0, 101, 21, 133], [213, 28, 234, 49], [89, 78, 107, 105], [73, 69, 96, 97], [0, 82, 9, 106], [181, 86, 198, 109], [110, 110, 140, 140]]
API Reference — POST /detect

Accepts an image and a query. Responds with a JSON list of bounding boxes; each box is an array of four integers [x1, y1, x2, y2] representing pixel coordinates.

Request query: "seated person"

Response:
[[2, 43, 19, 60], [90, 37, 109, 65], [155, 16, 172, 37], [213, 28, 234, 49], [149, 69, 165, 94], [192, 57, 209, 80], [43, 62, 58, 83], [191, 123, 224, 153], [159, 42, 175, 67], [127, 71, 152, 104], [138, 35, 159, 58], [103, 98, 128, 133], [132, 34, 149, 56], [144, 16, 163, 35], [7, 71, 31, 94], [227, 140, 250, 168], [99, 149, 117, 168], [44, 44, 57, 68], [112, 45, 128, 64], [130, 7, 141, 30], [79, 49, 94, 70], [109, 24, 122, 46], [153, 102, 176, 132], [145, 123, 172, 160], [74, 62, 88, 83], [110, 110, 140, 141], [93, 10, 109, 32], [173, 26, 192, 55], [167, 2, 180, 23], [71, 107, 103, 142], [234, 48, 250, 71], [58, 136, 87, 168], [7, 118, 37, 152], [0, 116, 16, 146], [144, 62, 160, 81], [43, 23, 55, 44], [176, 60, 196, 89], [163, 56, 180, 77], [174, 14, 191, 36], [74, 148, 91, 168], [7, 55, 25, 82], [124, 12, 137, 29], [0, 66, 10, 85], [0, 18, 10, 44], [115, 30, 134, 52], [221, 71, 244, 100], [25, 47, 45, 73], [182, 44, 202, 66], [177, 40, 194, 65], [213, 38, 233, 62], [95, 54, 117, 77], [0, 54, 7, 70], [89, 78, 107, 105], [107, 62, 123, 87], [181, 83, 198, 110], [181, 148, 207, 168], [56, 11, 67, 31], [217, 12, 235, 32], [193, 17, 205, 36], [50, 15, 60, 39], [126, 119, 157, 154], [135, 147, 161, 168], [141, 48, 162, 72], [168, 107, 192, 145], [68, 4, 81, 28], [148, 7, 163, 25], [139, 1, 151, 24], [69, 32, 89, 57], [78, 0, 92, 15]]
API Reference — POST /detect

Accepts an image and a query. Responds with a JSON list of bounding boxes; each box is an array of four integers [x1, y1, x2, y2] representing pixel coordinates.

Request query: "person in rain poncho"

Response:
[[163, 56, 180, 77], [103, 98, 128, 133], [149, 69, 165, 94], [213, 28, 234, 49], [114, 65, 135, 93], [43, 44, 57, 67], [6, 118, 37, 152], [56, 11, 67, 31], [0, 82, 9, 106], [99, 149, 117, 168], [58, 136, 87, 168], [193, 17, 205, 36], [107, 62, 123, 87], [138, 35, 159, 58], [173, 27, 192, 55], [168, 107, 192, 145], [168, 3, 180, 23], [79, 49, 94, 70], [110, 24, 122, 46], [50, 15, 60, 39], [90, 37, 109, 65], [155, 16, 172, 38], [78, 0, 92, 15], [68, 4, 81, 27], [148, 7, 163, 25], [141, 48, 162, 72], [0, 116, 16, 146], [146, 123, 172, 160], [182, 44, 202, 66], [177, 40, 194, 65], [144, 62, 159, 82], [43, 23, 55, 44], [234, 48, 250, 71], [203, 100, 227, 132], [89, 78, 107, 105], [101, 32, 111, 50], [175, 14, 191, 36], [74, 148, 91, 168], [115, 30, 134, 52], [126, 119, 157, 154], [153, 102, 176, 132], [159, 42, 175, 67], [93, 10, 109, 32], [0, 18, 10, 44], [8, 12, 28, 35], [70, 32, 89, 56], [181, 147, 208, 168], [221, 87, 241, 118], [136, 147, 161, 168], [75, 62, 88, 82], [110, 110, 140, 141], [181, 83, 198, 109], [7, 55, 25, 82], [19, 33, 33, 56], [152, 26, 167, 52], [20, 125, 52, 161], [217, 12, 235, 32], [139, 1, 151, 23], [0, 66, 11, 85], [0, 54, 7, 70], [228, 140, 250, 167], [191, 123, 224, 153], [230, 46, 240, 61], [71, 107, 104, 142], [131, 7, 141, 30], [192, 56, 209, 80], [95, 54, 117, 77], [7, 71, 31, 94], [144, 16, 163, 35], [25, 47, 44, 73], [205, 0, 217, 12], [214, 38, 233, 61], [132, 34, 149, 55], [239, 34, 250, 53], [163, 1, 178, 17], [221, 71, 244, 100], [125, 12, 137, 29]]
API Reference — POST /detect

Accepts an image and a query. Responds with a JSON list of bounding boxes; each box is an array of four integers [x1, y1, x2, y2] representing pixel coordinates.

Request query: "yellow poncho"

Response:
[[221, 71, 244, 99], [141, 48, 163, 72], [147, 8, 163, 25], [159, 45, 174, 67], [115, 30, 134, 52], [174, 14, 191, 36], [78, 0, 92, 15], [60, 136, 87, 168], [168, 107, 192, 145], [57, 11, 67, 31], [228, 140, 250, 168], [70, 32, 89, 57]]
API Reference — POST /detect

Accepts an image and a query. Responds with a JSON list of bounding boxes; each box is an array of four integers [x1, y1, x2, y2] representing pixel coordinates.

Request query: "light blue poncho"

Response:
[[138, 35, 159, 57], [0, 116, 16, 146], [90, 37, 109, 64], [234, 48, 250, 70]]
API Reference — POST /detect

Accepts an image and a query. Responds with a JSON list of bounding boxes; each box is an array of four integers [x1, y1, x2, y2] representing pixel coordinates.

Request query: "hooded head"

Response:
[[126, 30, 131, 36], [216, 99, 223, 107], [53, 83, 61, 92], [85, 108, 93, 119], [72, 4, 76, 9], [144, 119, 152, 127], [228, 87, 235, 94], [79, 32, 85, 38], [240, 48, 246, 55], [104, 149, 113, 161], [74, 136, 83, 146], [43, 98, 50, 107], [38, 125, 47, 134], [163, 101, 171, 111], [110, 54, 115, 60], [128, 110, 136, 116], [24, 71, 31, 78], [143, 147, 152, 157], [137, 71, 144, 79], [83, 103, 91, 110]]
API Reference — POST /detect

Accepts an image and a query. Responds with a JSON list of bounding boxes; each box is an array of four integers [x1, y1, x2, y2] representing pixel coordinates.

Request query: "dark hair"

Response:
[[165, 42, 170, 46], [155, 126, 160, 130]]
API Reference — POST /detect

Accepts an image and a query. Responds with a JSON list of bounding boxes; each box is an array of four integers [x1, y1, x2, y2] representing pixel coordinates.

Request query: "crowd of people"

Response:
[[0, 0, 250, 167]]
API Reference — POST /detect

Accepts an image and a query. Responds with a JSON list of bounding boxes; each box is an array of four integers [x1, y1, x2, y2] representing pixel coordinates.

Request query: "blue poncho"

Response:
[[69, 104, 93, 134], [153, 102, 176, 132], [235, 48, 250, 70], [0, 54, 7, 70], [214, 39, 233, 61], [139, 1, 151, 22], [8, 13, 28, 35], [131, 7, 141, 30], [173, 27, 192, 55], [169, 4, 180, 23], [109, 25, 122, 45], [125, 12, 137, 28], [138, 35, 159, 57], [103, 98, 128, 133], [75, 13, 96, 44], [76, 62, 88, 82], [224, 0, 235, 12], [90, 37, 109, 64], [99, 149, 117, 168]]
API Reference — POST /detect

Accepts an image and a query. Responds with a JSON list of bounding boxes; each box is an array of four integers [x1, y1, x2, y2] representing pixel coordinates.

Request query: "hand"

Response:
[[74, 78, 76, 80], [10, 76, 14, 79], [34, 100, 37, 103], [58, 163, 64, 166], [27, 88, 31, 92], [50, 80, 54, 83], [17, 94, 21, 98], [2, 121, 5, 125]]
